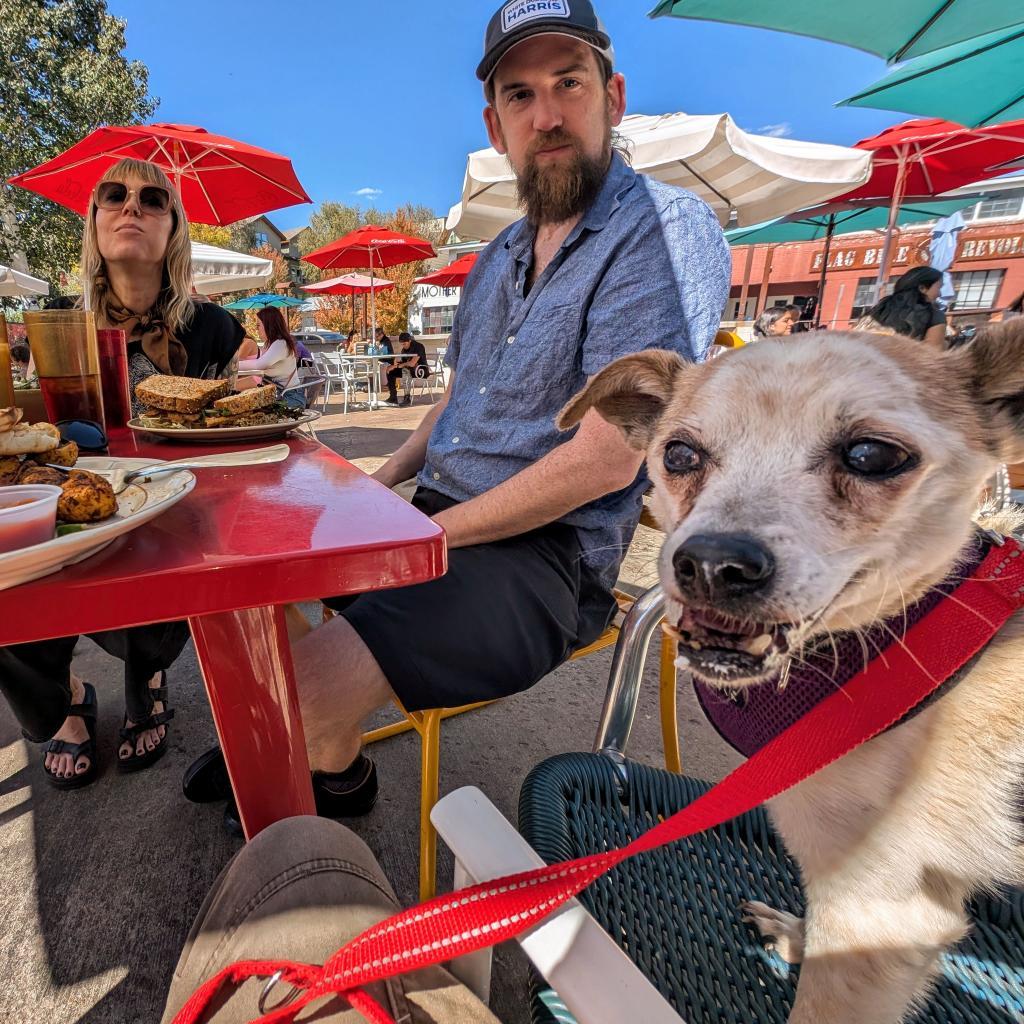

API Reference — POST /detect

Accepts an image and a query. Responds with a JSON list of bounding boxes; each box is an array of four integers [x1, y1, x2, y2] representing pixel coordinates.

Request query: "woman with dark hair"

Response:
[[858, 266, 946, 345], [239, 306, 299, 391], [752, 305, 793, 339]]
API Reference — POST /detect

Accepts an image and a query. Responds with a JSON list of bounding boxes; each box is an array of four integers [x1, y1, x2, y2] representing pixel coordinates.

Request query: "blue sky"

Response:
[[109, 0, 900, 232]]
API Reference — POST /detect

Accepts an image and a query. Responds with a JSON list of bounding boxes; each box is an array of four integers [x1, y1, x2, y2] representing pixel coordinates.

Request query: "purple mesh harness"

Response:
[[692, 536, 991, 759]]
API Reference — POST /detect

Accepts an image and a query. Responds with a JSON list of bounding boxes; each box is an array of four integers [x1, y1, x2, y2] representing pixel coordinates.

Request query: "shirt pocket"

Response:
[[495, 302, 582, 397]]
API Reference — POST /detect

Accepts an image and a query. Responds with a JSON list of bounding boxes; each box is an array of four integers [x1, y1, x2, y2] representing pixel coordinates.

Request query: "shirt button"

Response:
[[432, 472, 440, 481], [452, 437, 459, 444], [507, 335, 515, 344], [479, 386, 486, 394]]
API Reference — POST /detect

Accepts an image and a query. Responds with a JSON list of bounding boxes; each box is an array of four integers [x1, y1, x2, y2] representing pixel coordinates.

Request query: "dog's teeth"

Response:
[[742, 633, 774, 656]]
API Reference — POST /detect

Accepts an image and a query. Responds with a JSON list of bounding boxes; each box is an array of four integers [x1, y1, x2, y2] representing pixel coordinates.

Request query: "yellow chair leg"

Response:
[[418, 709, 442, 902], [659, 630, 681, 773]]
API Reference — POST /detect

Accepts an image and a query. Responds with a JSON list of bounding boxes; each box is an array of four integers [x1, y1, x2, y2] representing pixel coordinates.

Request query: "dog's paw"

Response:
[[741, 900, 805, 964]]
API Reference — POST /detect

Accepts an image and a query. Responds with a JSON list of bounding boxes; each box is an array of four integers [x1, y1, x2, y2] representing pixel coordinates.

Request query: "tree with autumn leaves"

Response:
[[300, 202, 443, 337]]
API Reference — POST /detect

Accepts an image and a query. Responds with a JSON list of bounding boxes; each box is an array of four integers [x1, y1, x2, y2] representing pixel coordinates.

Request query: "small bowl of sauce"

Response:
[[0, 484, 62, 553]]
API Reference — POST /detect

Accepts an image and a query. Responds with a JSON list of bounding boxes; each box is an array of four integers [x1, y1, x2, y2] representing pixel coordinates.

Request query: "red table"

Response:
[[0, 429, 446, 837]]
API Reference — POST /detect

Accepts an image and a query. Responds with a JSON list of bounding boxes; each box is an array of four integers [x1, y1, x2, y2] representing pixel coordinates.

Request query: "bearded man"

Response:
[[184, 0, 731, 829]]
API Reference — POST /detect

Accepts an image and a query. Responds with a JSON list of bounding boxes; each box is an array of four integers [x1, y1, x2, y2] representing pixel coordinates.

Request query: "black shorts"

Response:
[[323, 488, 616, 712]]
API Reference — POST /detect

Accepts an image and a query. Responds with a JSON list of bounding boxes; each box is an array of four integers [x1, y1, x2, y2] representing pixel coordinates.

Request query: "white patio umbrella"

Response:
[[445, 112, 873, 239], [0, 264, 50, 298], [190, 242, 274, 295]]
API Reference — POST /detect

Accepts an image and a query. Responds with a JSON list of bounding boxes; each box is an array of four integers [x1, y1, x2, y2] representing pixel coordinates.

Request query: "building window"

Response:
[[254, 231, 269, 248], [951, 269, 1004, 310], [422, 305, 458, 333], [972, 192, 1024, 221], [850, 277, 879, 320]]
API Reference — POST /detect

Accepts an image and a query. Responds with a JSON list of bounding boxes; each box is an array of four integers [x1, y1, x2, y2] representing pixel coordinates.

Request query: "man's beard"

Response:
[[514, 125, 611, 226]]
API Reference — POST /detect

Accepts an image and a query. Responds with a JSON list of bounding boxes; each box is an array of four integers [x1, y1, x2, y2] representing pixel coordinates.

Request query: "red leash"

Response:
[[172, 538, 1024, 1024]]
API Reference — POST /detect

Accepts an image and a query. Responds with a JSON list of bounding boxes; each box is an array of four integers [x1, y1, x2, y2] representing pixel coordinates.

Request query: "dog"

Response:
[[559, 322, 1024, 1024]]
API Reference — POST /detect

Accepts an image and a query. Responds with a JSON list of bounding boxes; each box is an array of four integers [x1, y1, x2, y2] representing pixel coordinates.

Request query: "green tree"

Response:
[[189, 222, 232, 249], [0, 0, 157, 293]]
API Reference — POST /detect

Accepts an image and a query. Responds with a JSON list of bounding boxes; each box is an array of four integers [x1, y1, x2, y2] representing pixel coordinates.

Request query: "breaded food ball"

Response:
[[33, 441, 79, 468], [57, 469, 117, 523], [18, 465, 66, 486], [0, 457, 21, 486]]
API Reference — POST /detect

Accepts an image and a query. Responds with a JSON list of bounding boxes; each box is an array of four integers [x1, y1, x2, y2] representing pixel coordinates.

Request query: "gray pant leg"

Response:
[[162, 816, 501, 1024]]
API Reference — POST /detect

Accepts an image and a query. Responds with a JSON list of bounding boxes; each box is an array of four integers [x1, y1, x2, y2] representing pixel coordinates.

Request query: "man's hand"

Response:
[[432, 408, 643, 549]]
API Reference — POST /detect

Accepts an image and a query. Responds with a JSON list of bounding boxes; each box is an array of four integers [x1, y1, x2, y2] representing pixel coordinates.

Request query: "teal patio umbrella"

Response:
[[840, 25, 1024, 127], [648, 1, 1024, 64], [223, 293, 304, 310], [725, 197, 979, 325]]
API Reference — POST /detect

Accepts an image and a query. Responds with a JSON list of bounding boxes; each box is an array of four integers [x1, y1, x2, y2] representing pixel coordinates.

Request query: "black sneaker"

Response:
[[182, 745, 232, 803], [220, 753, 379, 836]]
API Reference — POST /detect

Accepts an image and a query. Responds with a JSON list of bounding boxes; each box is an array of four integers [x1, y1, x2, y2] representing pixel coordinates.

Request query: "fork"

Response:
[[48, 443, 291, 494]]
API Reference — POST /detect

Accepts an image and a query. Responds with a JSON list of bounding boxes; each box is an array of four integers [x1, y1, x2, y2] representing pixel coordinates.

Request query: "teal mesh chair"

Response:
[[515, 589, 1024, 1024]]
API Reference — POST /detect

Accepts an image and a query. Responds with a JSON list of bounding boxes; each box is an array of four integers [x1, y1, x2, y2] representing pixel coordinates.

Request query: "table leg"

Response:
[[189, 605, 315, 839]]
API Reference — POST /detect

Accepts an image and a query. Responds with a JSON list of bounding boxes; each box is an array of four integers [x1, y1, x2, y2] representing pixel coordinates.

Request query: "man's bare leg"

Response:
[[292, 614, 395, 772]]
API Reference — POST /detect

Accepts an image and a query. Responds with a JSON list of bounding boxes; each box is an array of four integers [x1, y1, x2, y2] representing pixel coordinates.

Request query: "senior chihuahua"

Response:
[[559, 322, 1024, 1024]]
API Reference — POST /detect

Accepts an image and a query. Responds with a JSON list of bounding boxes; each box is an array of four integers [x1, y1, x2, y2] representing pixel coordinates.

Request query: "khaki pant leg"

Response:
[[162, 816, 500, 1024]]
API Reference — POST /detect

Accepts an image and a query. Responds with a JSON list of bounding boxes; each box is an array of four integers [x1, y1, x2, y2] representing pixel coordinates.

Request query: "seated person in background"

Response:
[[343, 330, 360, 353], [1, 157, 242, 790], [751, 305, 793, 339], [238, 307, 299, 391], [856, 265, 946, 346], [234, 335, 262, 390], [9, 341, 31, 381], [384, 331, 428, 406], [184, 0, 730, 827]]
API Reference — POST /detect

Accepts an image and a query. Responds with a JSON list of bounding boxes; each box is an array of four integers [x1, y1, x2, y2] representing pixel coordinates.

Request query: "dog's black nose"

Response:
[[672, 533, 775, 602]]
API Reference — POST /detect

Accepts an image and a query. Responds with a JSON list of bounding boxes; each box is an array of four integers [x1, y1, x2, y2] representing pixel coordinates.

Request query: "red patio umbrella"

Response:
[[302, 273, 396, 296], [303, 274, 396, 335], [415, 252, 479, 289], [302, 226, 436, 337], [7, 122, 311, 225], [836, 118, 1024, 292]]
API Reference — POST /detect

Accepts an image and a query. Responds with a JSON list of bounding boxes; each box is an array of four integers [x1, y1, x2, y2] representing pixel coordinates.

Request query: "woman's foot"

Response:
[[44, 673, 92, 781], [118, 670, 168, 763]]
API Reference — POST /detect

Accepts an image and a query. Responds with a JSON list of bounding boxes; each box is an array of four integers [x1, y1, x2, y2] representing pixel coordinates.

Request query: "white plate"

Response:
[[0, 457, 195, 592], [126, 410, 321, 444]]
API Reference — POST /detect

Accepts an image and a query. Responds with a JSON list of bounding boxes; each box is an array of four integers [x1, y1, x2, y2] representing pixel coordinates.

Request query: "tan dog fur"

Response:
[[559, 323, 1024, 1024]]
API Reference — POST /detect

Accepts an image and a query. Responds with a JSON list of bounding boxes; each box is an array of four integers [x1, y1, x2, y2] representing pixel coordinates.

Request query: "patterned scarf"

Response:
[[105, 291, 187, 375]]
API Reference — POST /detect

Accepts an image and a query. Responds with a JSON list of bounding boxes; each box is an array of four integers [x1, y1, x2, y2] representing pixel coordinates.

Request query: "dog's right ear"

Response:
[[557, 349, 687, 449]]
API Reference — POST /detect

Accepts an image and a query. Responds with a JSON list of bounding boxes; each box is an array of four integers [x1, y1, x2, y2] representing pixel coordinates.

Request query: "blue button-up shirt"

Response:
[[419, 153, 731, 588]]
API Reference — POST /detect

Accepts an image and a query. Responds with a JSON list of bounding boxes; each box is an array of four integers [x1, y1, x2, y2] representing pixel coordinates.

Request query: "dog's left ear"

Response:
[[962, 319, 1024, 462], [557, 349, 688, 449]]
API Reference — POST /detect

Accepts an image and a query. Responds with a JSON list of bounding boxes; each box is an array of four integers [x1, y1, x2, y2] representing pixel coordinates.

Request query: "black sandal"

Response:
[[43, 682, 99, 791], [117, 672, 175, 773]]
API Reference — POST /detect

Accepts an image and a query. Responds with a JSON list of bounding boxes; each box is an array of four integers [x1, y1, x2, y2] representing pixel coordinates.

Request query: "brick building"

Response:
[[727, 176, 1024, 329]]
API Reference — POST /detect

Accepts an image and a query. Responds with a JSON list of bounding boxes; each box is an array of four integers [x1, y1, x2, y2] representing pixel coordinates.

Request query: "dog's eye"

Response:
[[842, 440, 912, 478], [664, 440, 703, 474]]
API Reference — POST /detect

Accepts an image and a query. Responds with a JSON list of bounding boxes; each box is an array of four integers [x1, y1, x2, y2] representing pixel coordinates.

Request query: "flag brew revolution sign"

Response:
[[808, 226, 1024, 274]]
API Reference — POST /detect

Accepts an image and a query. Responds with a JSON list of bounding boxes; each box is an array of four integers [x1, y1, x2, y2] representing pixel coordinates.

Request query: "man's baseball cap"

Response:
[[477, 0, 614, 83]]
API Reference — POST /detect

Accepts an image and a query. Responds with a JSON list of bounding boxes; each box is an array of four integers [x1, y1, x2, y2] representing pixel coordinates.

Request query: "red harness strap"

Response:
[[172, 538, 1024, 1024]]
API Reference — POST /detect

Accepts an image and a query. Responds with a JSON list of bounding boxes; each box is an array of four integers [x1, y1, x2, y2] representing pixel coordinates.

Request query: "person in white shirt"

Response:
[[239, 306, 299, 391]]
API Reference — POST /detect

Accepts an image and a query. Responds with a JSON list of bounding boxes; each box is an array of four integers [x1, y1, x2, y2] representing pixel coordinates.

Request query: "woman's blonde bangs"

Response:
[[81, 158, 195, 337]]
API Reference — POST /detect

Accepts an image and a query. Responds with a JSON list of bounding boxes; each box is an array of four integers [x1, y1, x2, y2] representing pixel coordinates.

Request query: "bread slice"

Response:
[[135, 375, 231, 414], [212, 383, 278, 416]]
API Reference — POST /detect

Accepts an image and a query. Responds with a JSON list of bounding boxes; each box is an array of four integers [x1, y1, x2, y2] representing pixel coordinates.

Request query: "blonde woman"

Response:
[[0, 158, 243, 789]]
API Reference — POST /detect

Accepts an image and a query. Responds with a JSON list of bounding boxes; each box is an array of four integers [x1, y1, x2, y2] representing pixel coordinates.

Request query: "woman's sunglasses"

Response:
[[95, 180, 172, 216]]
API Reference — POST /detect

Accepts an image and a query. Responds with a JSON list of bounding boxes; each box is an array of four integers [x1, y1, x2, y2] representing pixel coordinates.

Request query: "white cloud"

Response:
[[756, 122, 793, 138], [353, 187, 383, 198]]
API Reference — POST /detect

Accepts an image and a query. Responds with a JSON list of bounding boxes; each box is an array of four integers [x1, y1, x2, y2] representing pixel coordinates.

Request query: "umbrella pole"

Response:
[[814, 214, 836, 328], [873, 150, 910, 302]]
